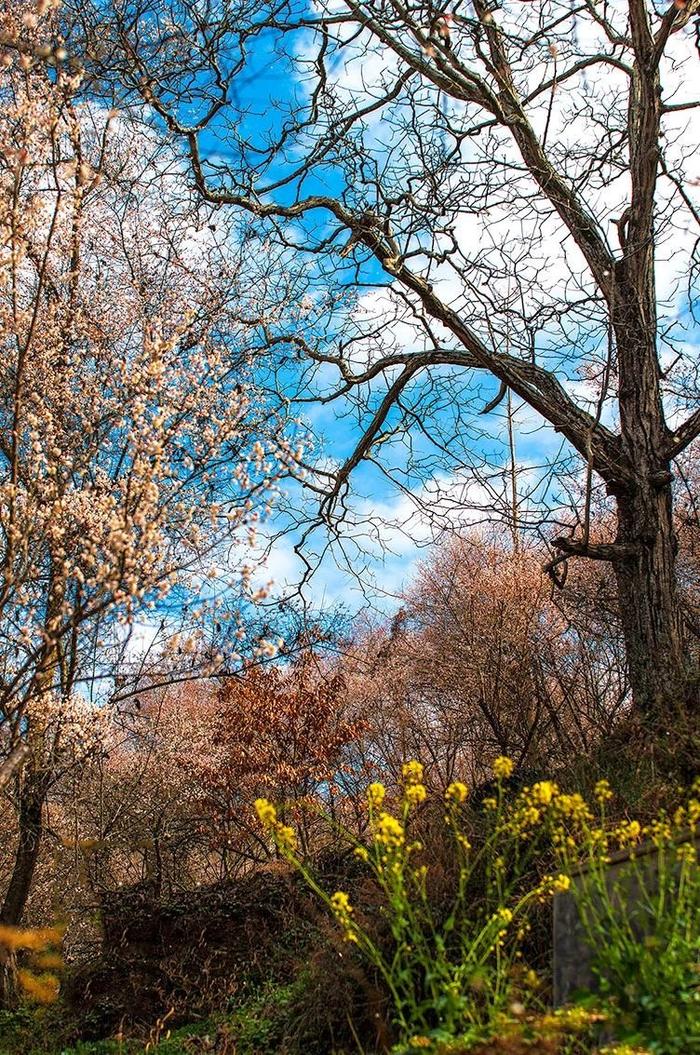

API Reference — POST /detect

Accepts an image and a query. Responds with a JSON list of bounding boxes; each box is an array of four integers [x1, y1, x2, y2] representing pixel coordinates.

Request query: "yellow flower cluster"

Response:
[[507, 803, 542, 838], [675, 841, 697, 865], [402, 760, 424, 784], [491, 906, 513, 947], [330, 890, 358, 943], [594, 778, 613, 804], [253, 798, 297, 853], [445, 780, 469, 803], [374, 811, 405, 851], [529, 780, 558, 806], [493, 906, 513, 931], [367, 782, 386, 809], [644, 817, 673, 846], [670, 797, 695, 831], [505, 784, 594, 843], [502, 781, 569, 838], [254, 798, 277, 827], [405, 783, 427, 806], [401, 760, 427, 807], [613, 819, 642, 848], [554, 792, 593, 825], [493, 755, 514, 780], [535, 873, 571, 902], [330, 890, 352, 913]]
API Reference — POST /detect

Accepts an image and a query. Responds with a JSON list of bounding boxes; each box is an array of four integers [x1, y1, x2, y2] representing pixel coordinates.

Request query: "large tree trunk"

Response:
[[611, 266, 697, 756], [606, 23, 698, 751], [612, 477, 691, 729]]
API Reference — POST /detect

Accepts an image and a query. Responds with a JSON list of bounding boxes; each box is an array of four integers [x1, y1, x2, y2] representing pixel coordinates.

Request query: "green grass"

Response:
[[0, 980, 304, 1055]]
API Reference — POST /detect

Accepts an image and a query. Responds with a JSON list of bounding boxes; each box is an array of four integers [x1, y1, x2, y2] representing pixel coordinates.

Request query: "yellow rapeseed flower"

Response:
[[554, 793, 593, 825], [493, 907, 513, 931], [373, 811, 405, 850], [536, 874, 571, 901], [515, 805, 541, 831], [493, 756, 514, 780], [404, 783, 427, 806], [676, 841, 697, 865], [367, 782, 386, 809], [645, 818, 672, 845], [445, 781, 469, 803], [254, 798, 277, 828], [330, 890, 358, 943], [594, 779, 613, 804], [330, 890, 352, 915], [402, 760, 424, 784], [529, 780, 558, 806], [615, 819, 642, 848], [276, 823, 297, 853], [253, 800, 297, 852], [354, 845, 370, 862]]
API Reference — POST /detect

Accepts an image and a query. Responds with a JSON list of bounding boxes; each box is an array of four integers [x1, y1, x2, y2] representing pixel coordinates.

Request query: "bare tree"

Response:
[[64, 0, 700, 735], [341, 532, 628, 783]]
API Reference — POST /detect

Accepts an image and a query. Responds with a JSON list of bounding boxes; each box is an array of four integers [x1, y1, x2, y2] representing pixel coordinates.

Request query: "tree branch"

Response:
[[667, 407, 700, 460], [551, 535, 639, 561]]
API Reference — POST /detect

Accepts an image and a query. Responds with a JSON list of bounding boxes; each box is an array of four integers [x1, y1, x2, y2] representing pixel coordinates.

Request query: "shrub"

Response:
[[255, 764, 699, 1053], [550, 785, 700, 1055]]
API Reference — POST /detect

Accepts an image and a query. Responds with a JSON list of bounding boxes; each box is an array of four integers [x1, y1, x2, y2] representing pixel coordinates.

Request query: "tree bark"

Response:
[[1, 774, 46, 928], [0, 770, 48, 1007], [610, 266, 697, 752], [604, 19, 697, 748], [612, 477, 690, 729]]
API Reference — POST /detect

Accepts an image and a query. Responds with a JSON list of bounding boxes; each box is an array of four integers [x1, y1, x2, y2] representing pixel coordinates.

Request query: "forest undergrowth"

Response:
[[1, 751, 698, 1055]]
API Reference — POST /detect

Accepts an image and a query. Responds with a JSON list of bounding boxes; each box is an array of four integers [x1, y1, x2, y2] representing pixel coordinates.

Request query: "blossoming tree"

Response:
[[0, 0, 300, 948]]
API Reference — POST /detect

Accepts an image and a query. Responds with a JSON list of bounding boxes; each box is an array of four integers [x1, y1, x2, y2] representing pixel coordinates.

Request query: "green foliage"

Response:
[[0, 981, 310, 1055], [256, 759, 569, 1048], [222, 980, 300, 1054], [566, 837, 700, 1054], [257, 762, 700, 1054], [3, 773, 697, 1055]]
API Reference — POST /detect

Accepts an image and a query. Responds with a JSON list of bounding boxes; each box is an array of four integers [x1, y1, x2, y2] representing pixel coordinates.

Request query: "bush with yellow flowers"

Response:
[[254, 765, 699, 1054], [0, 923, 64, 1005]]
